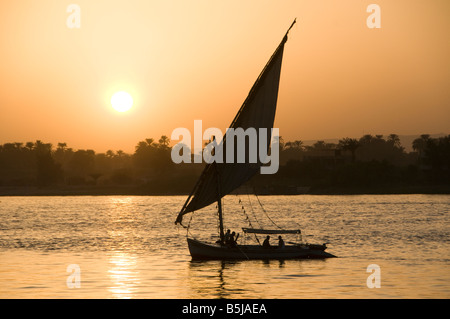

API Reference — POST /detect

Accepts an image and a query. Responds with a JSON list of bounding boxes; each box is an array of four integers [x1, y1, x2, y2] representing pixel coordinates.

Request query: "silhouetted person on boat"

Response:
[[224, 229, 231, 245], [227, 231, 239, 248], [278, 236, 285, 249], [216, 229, 231, 246], [263, 235, 271, 249]]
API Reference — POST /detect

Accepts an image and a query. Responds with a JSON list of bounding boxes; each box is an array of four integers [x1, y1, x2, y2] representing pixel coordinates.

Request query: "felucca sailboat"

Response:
[[175, 19, 336, 260]]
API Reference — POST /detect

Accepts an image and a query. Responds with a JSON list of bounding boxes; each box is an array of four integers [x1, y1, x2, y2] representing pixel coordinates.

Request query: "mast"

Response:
[[215, 162, 225, 244], [212, 134, 225, 243]]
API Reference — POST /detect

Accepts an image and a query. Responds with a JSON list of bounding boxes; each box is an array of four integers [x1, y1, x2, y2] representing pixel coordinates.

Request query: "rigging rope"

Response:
[[185, 210, 195, 239], [254, 190, 283, 229], [236, 195, 261, 245], [246, 193, 262, 229]]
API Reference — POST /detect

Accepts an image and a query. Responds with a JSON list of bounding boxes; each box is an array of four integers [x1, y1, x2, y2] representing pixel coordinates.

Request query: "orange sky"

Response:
[[0, 0, 449, 153]]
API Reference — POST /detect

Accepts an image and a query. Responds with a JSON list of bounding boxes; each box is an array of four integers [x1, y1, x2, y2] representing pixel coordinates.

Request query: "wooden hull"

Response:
[[187, 238, 336, 260]]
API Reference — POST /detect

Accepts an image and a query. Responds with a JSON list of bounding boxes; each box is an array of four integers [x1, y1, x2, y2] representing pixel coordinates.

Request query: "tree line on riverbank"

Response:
[[0, 134, 448, 194]]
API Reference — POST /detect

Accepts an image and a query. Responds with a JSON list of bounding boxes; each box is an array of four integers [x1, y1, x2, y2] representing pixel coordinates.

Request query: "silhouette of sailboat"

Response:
[[175, 19, 336, 260]]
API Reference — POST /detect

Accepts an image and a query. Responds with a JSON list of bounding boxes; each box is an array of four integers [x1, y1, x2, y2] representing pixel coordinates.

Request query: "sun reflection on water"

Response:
[[109, 197, 134, 205], [108, 251, 141, 299]]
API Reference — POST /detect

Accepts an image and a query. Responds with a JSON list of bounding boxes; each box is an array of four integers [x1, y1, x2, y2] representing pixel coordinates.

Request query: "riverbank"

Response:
[[1, 184, 449, 196]]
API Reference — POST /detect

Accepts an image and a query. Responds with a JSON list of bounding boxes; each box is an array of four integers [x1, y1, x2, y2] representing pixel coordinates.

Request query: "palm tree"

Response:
[[116, 150, 124, 158], [290, 140, 303, 150], [145, 138, 155, 147], [360, 134, 374, 145], [412, 134, 430, 163], [387, 134, 401, 148], [158, 135, 170, 149], [313, 140, 325, 150], [2, 143, 16, 151], [412, 134, 430, 152], [54, 143, 68, 163], [338, 137, 360, 162], [57, 143, 67, 151], [34, 140, 44, 150], [34, 140, 52, 154], [106, 150, 115, 158], [14, 142, 23, 150], [275, 136, 285, 151], [135, 141, 148, 152], [25, 142, 34, 151]]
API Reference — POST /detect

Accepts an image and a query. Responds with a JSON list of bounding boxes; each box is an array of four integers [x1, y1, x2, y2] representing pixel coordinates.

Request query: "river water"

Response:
[[0, 194, 448, 299]]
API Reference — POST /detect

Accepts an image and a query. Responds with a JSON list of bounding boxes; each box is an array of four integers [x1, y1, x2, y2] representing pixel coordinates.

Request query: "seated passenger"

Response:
[[278, 235, 285, 249], [263, 235, 271, 249], [228, 231, 239, 248]]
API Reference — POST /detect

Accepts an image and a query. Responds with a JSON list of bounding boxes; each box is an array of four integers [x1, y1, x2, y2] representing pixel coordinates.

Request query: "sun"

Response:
[[111, 91, 133, 112]]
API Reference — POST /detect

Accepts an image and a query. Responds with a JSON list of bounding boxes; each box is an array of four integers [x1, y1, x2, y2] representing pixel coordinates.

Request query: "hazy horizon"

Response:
[[1, 132, 447, 154], [1, 1, 449, 153]]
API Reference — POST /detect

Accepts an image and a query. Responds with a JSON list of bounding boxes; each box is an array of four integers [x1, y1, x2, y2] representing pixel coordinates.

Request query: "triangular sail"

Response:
[[176, 21, 295, 225]]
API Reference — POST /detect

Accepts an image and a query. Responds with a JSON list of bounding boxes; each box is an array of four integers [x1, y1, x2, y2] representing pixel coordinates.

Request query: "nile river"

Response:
[[0, 195, 448, 298]]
